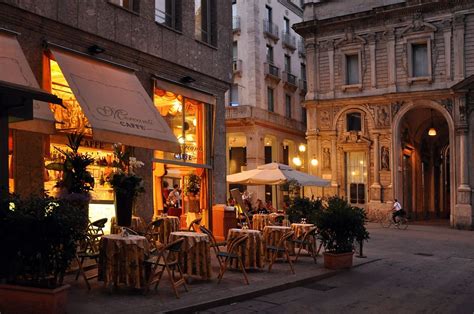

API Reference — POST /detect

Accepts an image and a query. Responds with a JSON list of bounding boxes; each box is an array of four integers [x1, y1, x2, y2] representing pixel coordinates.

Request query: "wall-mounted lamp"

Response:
[[298, 144, 306, 152], [310, 156, 318, 166], [292, 156, 302, 167], [88, 44, 105, 55]]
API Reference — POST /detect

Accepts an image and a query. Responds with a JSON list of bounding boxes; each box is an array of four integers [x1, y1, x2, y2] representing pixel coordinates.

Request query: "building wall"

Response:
[[0, 1, 232, 219], [296, 0, 473, 228]]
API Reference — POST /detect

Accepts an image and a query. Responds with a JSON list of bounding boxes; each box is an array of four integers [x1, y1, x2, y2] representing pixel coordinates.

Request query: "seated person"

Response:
[[265, 200, 277, 213], [251, 199, 269, 215], [227, 197, 236, 206]]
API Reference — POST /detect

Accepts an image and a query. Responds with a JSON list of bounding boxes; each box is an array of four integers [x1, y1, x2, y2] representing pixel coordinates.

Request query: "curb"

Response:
[[163, 258, 381, 314]]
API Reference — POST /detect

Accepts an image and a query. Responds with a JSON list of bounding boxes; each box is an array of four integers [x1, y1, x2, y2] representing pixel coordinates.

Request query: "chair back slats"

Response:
[[227, 234, 248, 253], [188, 217, 203, 232], [165, 237, 185, 253], [200, 226, 216, 244], [277, 230, 295, 248]]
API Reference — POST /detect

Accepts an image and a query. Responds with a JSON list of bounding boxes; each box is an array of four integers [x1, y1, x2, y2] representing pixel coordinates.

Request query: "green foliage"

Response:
[[315, 196, 369, 254], [45, 132, 94, 195], [185, 174, 201, 195], [108, 144, 145, 198], [286, 197, 322, 224], [0, 194, 88, 288]]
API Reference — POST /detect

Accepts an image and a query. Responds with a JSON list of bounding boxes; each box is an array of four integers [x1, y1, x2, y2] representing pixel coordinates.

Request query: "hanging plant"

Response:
[[185, 174, 201, 196]]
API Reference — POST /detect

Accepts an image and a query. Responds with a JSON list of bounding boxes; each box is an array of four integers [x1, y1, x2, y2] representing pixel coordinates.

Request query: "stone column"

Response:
[[371, 133, 381, 201], [385, 28, 396, 92], [330, 135, 338, 189], [328, 41, 335, 95], [442, 20, 452, 81], [368, 33, 377, 88], [453, 14, 465, 81], [246, 129, 265, 201], [305, 37, 317, 100], [458, 128, 471, 195]]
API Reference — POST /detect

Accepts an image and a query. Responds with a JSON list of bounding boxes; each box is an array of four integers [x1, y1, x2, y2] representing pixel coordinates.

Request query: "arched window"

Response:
[[347, 112, 361, 132]]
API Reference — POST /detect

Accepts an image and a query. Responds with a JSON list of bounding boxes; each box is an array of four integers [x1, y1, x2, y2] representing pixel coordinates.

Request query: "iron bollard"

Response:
[[356, 239, 367, 258]]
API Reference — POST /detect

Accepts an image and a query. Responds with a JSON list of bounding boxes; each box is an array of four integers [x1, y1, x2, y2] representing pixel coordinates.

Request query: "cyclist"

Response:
[[392, 199, 404, 223]]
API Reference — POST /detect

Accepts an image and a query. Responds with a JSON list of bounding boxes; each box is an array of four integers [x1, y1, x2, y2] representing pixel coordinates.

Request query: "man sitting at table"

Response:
[[265, 200, 277, 213], [250, 199, 269, 215]]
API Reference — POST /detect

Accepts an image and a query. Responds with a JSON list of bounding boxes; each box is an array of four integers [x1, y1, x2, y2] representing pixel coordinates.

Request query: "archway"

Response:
[[393, 101, 454, 223]]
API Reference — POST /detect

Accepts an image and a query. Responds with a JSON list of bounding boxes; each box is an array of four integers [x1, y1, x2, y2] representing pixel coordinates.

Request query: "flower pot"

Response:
[[0, 284, 70, 314], [115, 192, 134, 227], [323, 251, 354, 270]]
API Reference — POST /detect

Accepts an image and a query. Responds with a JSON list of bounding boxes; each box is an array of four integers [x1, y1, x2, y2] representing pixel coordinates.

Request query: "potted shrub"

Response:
[[109, 143, 145, 227], [286, 196, 322, 224], [184, 174, 200, 213], [315, 196, 369, 270], [45, 132, 95, 219], [0, 194, 88, 314]]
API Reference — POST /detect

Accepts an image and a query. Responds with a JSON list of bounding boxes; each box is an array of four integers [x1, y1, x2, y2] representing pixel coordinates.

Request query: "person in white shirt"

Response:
[[392, 199, 404, 223]]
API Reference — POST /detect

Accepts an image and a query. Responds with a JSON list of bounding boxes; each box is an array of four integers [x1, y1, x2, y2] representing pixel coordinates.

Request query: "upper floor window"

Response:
[[302, 107, 307, 125], [195, 0, 217, 46], [109, 0, 139, 13], [155, 0, 181, 30], [266, 45, 274, 64], [283, 17, 290, 34], [284, 54, 291, 73], [230, 84, 239, 106], [267, 87, 274, 112], [412, 43, 428, 77], [346, 54, 360, 85], [233, 41, 238, 60], [265, 5, 272, 24], [300, 63, 306, 81], [347, 112, 361, 132], [285, 94, 292, 118], [232, 0, 237, 17]]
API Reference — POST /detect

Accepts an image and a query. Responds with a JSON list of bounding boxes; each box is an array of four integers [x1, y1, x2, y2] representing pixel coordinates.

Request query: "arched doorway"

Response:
[[393, 102, 454, 222]]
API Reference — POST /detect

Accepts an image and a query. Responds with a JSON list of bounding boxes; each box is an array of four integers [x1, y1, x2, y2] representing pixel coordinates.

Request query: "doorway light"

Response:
[[428, 109, 437, 136]]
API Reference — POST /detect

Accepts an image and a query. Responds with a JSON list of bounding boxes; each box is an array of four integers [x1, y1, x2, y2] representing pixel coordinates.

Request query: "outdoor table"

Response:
[[156, 215, 180, 244], [110, 215, 146, 234], [98, 234, 149, 289], [262, 225, 291, 260], [227, 228, 265, 269], [252, 214, 270, 231], [169, 231, 211, 280], [290, 223, 315, 254]]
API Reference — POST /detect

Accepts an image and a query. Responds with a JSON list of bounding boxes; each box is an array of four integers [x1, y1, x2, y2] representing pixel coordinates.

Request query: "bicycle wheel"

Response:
[[380, 212, 393, 228], [397, 217, 408, 230]]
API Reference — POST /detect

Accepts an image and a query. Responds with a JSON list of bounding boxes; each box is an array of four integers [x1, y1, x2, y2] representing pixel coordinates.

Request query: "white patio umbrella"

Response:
[[227, 162, 330, 187]]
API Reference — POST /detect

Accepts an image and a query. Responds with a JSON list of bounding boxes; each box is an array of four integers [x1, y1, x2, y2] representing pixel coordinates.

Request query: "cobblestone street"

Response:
[[203, 223, 474, 313]]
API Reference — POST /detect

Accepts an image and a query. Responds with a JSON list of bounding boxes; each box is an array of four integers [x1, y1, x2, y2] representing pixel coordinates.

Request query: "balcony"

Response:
[[299, 78, 307, 95], [298, 39, 305, 57], [225, 105, 306, 133], [263, 19, 279, 42], [282, 31, 296, 51], [233, 59, 242, 76], [233, 16, 241, 34], [264, 62, 280, 82], [282, 71, 298, 91]]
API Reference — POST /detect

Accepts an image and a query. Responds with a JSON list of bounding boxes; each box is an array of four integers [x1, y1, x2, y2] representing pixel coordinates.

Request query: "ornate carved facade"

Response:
[[295, 0, 473, 228]]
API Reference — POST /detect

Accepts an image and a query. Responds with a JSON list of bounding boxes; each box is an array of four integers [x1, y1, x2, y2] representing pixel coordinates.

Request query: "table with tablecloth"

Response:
[[290, 223, 315, 254], [169, 231, 211, 280], [252, 214, 270, 231], [262, 225, 292, 260], [110, 216, 146, 234], [227, 228, 265, 269], [98, 234, 149, 289], [155, 215, 180, 244]]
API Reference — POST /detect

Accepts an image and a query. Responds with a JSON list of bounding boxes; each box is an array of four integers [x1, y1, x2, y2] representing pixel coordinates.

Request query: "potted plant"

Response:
[[315, 196, 369, 269], [45, 132, 95, 219], [286, 196, 322, 224], [184, 174, 200, 213], [109, 143, 145, 227], [0, 194, 88, 314]]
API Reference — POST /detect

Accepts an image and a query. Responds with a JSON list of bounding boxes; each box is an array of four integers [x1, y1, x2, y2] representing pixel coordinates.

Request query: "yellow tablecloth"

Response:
[[291, 223, 314, 239], [263, 226, 292, 260], [98, 234, 149, 289], [156, 216, 180, 244], [227, 228, 264, 269], [252, 214, 270, 231], [169, 231, 211, 280], [110, 216, 145, 234]]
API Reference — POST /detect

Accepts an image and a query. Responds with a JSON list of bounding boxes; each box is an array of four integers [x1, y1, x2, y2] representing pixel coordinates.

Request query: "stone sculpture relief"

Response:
[[323, 147, 331, 170], [381, 146, 390, 170], [376, 107, 390, 127], [320, 110, 331, 129]]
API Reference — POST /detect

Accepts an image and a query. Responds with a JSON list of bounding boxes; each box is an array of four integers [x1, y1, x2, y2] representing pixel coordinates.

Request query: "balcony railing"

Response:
[[233, 59, 242, 76], [225, 105, 306, 133], [282, 31, 296, 51], [282, 71, 298, 90], [298, 39, 305, 57], [263, 19, 279, 41], [233, 16, 241, 33], [264, 62, 280, 81]]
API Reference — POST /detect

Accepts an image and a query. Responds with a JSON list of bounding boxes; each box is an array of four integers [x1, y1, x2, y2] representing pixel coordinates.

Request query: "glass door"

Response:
[[345, 151, 367, 205]]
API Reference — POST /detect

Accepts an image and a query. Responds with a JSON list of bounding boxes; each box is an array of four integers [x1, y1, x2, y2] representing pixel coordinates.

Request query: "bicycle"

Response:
[[380, 211, 408, 230]]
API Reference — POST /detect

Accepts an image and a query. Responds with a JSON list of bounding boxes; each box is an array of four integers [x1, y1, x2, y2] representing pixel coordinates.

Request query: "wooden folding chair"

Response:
[[267, 230, 295, 274], [216, 234, 249, 285], [291, 227, 318, 263], [200, 226, 227, 268], [75, 222, 104, 290], [141, 219, 164, 252], [144, 238, 188, 298], [186, 217, 202, 232]]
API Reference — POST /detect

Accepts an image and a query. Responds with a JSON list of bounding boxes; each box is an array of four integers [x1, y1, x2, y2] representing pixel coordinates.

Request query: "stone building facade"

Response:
[[295, 0, 473, 228], [227, 0, 307, 205], [0, 0, 231, 227]]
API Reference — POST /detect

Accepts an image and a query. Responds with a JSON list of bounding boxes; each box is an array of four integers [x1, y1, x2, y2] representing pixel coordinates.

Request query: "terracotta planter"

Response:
[[115, 192, 134, 227], [0, 284, 70, 314], [323, 251, 354, 270]]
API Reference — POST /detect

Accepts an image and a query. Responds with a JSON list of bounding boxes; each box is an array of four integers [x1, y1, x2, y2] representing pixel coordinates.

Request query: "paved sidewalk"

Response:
[[66, 246, 375, 313]]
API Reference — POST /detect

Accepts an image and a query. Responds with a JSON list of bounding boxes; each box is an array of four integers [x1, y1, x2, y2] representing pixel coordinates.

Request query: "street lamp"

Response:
[[292, 156, 302, 167], [310, 156, 318, 166], [298, 144, 306, 152]]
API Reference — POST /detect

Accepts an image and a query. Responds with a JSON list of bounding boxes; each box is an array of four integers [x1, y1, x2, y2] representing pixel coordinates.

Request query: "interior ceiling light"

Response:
[[298, 144, 306, 152], [428, 109, 437, 137]]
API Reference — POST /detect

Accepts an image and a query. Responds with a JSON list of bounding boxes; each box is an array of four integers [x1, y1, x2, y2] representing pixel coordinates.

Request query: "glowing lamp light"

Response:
[[292, 156, 302, 167], [298, 144, 306, 152], [178, 136, 185, 144], [192, 118, 197, 126], [311, 158, 319, 167], [428, 127, 437, 136]]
